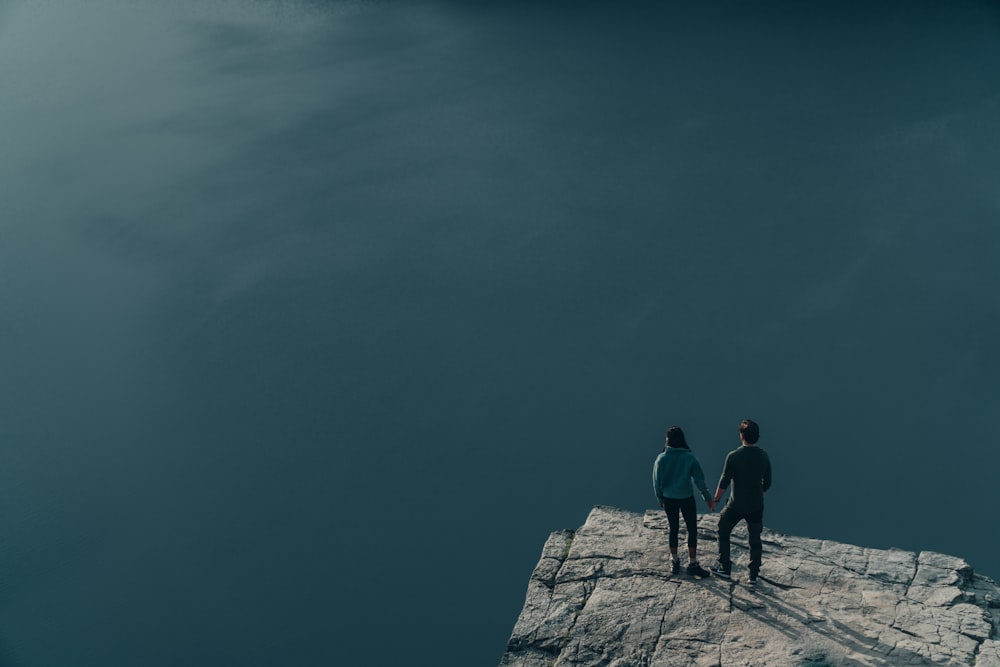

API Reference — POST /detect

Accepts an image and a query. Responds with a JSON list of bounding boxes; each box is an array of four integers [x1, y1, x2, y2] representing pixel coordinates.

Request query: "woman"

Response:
[[652, 426, 716, 577]]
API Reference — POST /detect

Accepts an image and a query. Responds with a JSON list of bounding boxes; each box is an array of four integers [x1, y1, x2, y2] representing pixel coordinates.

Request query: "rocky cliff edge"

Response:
[[500, 506, 1000, 666]]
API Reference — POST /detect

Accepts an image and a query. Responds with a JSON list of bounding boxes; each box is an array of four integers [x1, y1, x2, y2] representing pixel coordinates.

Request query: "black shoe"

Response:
[[672, 559, 681, 575], [687, 562, 710, 578], [710, 561, 731, 579], [748, 571, 759, 586]]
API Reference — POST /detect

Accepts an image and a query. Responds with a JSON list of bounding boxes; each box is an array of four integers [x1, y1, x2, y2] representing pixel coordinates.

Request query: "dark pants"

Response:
[[661, 496, 698, 550], [717, 504, 764, 575]]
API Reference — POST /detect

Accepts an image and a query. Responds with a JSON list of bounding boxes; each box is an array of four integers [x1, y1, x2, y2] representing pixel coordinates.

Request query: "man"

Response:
[[710, 419, 771, 585]]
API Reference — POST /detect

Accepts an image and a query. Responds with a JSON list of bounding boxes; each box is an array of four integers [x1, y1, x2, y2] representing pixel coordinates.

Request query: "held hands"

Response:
[[706, 500, 717, 512]]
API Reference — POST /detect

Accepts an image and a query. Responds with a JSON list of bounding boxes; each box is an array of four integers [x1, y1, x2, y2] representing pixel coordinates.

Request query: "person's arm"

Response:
[[653, 455, 665, 505], [691, 456, 711, 504], [714, 452, 732, 503], [762, 453, 772, 494]]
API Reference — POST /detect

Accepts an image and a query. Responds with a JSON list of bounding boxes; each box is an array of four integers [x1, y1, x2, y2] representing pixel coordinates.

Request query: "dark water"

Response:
[[1, 0, 998, 664]]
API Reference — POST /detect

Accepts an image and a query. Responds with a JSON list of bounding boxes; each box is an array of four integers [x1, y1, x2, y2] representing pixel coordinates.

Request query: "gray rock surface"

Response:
[[500, 506, 1000, 666]]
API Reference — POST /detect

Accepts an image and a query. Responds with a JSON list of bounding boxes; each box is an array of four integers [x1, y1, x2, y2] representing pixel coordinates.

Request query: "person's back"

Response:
[[719, 445, 771, 515], [654, 447, 709, 501]]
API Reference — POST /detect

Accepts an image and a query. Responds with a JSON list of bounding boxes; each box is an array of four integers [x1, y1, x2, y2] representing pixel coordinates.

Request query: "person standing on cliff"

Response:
[[710, 419, 771, 585], [652, 426, 716, 578]]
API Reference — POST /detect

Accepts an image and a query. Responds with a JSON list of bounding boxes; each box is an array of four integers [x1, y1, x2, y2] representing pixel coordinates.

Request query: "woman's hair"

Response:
[[665, 426, 690, 450]]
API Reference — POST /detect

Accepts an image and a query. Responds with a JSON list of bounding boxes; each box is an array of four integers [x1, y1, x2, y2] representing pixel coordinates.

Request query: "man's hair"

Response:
[[665, 426, 690, 450], [739, 419, 759, 445]]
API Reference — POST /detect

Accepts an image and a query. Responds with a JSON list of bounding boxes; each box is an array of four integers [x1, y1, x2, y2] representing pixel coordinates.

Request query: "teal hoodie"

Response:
[[652, 447, 711, 503]]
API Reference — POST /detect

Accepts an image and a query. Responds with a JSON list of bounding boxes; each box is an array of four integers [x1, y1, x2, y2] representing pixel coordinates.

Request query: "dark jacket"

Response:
[[717, 445, 771, 514]]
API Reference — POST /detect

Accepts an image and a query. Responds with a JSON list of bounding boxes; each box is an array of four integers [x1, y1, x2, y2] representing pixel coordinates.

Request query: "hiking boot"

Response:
[[671, 559, 681, 575], [687, 562, 710, 578], [710, 561, 731, 579]]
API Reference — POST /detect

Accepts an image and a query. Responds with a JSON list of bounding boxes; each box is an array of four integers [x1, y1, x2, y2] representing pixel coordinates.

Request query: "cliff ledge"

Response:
[[500, 506, 1000, 666]]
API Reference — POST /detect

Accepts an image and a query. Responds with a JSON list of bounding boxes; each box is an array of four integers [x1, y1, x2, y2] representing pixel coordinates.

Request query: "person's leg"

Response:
[[680, 496, 709, 576], [662, 499, 681, 554], [679, 496, 698, 561], [715, 504, 738, 573], [662, 499, 682, 574], [746, 508, 764, 578]]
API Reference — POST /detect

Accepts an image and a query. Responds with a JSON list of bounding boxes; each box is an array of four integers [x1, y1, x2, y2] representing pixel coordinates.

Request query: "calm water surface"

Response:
[[1, 1, 999, 664]]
